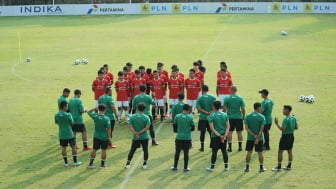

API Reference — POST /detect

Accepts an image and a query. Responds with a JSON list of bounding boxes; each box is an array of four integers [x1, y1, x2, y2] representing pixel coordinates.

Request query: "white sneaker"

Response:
[[125, 162, 130, 169], [142, 164, 147, 169]]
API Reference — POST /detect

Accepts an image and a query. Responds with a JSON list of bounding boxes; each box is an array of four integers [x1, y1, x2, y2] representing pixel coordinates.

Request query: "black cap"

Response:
[[259, 89, 269, 96], [74, 89, 82, 95]]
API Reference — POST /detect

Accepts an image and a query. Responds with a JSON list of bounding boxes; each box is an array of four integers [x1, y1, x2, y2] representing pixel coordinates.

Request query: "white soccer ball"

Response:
[[26, 57, 32, 63], [281, 31, 288, 36], [299, 95, 305, 102], [81, 58, 88, 64], [307, 95, 315, 103], [74, 59, 81, 65]]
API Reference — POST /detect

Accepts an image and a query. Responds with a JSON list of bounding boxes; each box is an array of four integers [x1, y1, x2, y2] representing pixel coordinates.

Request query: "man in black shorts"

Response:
[[272, 105, 298, 171], [244, 102, 266, 173]]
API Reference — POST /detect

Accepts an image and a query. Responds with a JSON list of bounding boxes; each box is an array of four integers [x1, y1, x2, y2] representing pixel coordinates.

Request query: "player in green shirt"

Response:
[[171, 93, 185, 122], [171, 104, 194, 172], [57, 88, 70, 110], [206, 101, 230, 172], [125, 103, 151, 169], [196, 85, 216, 152], [87, 104, 111, 169], [223, 85, 246, 152], [98, 87, 118, 149], [68, 89, 92, 150], [272, 105, 298, 171], [244, 102, 266, 173], [132, 85, 158, 145], [259, 89, 274, 150], [54, 101, 81, 167]]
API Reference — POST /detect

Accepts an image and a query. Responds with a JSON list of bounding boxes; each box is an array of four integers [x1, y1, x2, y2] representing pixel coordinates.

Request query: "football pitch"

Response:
[[0, 14, 335, 188]]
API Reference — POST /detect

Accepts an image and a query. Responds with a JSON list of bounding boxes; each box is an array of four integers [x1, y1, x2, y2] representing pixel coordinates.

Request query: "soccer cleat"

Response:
[[170, 167, 178, 171], [142, 164, 147, 169], [87, 164, 94, 169], [283, 167, 292, 171], [152, 141, 159, 146], [227, 148, 232, 152], [64, 163, 69, 167], [183, 168, 190, 172], [125, 162, 130, 169], [272, 167, 281, 172], [244, 168, 250, 172], [73, 162, 82, 166], [83, 146, 92, 150], [224, 167, 230, 171], [199, 148, 204, 152], [259, 168, 267, 172], [206, 167, 214, 172], [108, 145, 117, 149], [238, 147, 243, 151]]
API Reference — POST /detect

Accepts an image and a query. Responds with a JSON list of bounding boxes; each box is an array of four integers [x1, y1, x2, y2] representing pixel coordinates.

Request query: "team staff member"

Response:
[[259, 89, 274, 150], [272, 105, 298, 171]]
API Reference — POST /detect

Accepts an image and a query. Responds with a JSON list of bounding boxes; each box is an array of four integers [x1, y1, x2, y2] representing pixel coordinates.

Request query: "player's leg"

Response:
[[128, 97, 132, 114], [284, 134, 294, 170], [187, 100, 193, 113], [148, 116, 158, 145], [157, 99, 165, 122], [108, 120, 117, 148], [192, 100, 197, 114], [245, 141, 253, 172], [286, 149, 293, 170], [117, 101, 123, 121], [263, 124, 270, 150], [81, 125, 91, 150], [141, 139, 149, 169], [183, 140, 190, 171], [70, 138, 80, 166], [60, 139, 69, 166], [88, 138, 99, 168], [172, 139, 182, 170], [256, 141, 265, 172], [227, 119, 235, 152], [100, 140, 108, 168], [198, 120, 206, 152], [125, 140, 139, 168], [123, 101, 130, 123], [236, 119, 244, 151], [221, 140, 229, 170], [163, 94, 168, 118]]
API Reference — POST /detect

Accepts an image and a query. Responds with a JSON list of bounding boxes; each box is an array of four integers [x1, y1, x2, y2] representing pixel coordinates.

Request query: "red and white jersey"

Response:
[[141, 74, 150, 83], [115, 79, 129, 101], [168, 77, 184, 99], [217, 77, 233, 95], [127, 72, 135, 80], [92, 79, 109, 100], [185, 78, 201, 100], [106, 72, 114, 85], [131, 78, 147, 97], [217, 70, 232, 79], [170, 73, 185, 82], [159, 74, 168, 92], [124, 75, 133, 97], [161, 70, 169, 79], [150, 78, 165, 99], [194, 71, 204, 83]]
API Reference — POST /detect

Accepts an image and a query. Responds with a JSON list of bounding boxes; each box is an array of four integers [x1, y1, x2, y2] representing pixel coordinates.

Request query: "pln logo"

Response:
[[141, 3, 150, 14], [172, 3, 181, 13], [87, 4, 99, 14], [272, 3, 281, 13], [303, 3, 313, 13], [216, 3, 228, 13]]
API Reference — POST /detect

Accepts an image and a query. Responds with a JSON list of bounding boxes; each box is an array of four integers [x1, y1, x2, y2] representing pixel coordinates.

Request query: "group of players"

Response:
[[55, 61, 298, 173]]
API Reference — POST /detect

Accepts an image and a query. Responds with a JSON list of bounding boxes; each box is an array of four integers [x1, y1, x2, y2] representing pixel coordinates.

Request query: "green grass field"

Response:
[[0, 14, 335, 189]]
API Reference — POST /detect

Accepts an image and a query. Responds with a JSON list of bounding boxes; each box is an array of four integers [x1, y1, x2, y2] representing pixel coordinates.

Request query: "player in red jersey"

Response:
[[150, 70, 166, 122], [170, 65, 185, 81], [168, 69, 184, 108], [131, 70, 147, 113], [139, 66, 149, 82], [103, 64, 114, 85], [217, 69, 233, 108], [92, 70, 109, 108], [185, 69, 202, 113], [158, 68, 169, 117], [157, 62, 169, 79], [146, 68, 154, 95], [123, 66, 133, 112], [198, 60, 206, 74], [217, 61, 232, 79], [193, 61, 204, 97], [126, 62, 135, 80], [115, 71, 130, 123]]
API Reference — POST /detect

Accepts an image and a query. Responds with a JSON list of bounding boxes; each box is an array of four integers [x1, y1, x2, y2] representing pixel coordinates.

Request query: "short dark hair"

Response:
[[103, 64, 108, 68], [137, 103, 146, 111], [284, 105, 292, 112], [63, 88, 70, 93], [153, 70, 158, 74], [123, 66, 128, 71], [177, 93, 184, 100], [220, 61, 227, 69], [98, 70, 104, 75], [193, 61, 199, 66], [139, 85, 146, 92], [254, 102, 261, 110], [118, 71, 123, 76], [171, 64, 178, 70], [213, 101, 221, 110], [146, 68, 152, 74], [60, 101, 68, 109], [157, 62, 164, 67], [189, 69, 195, 73], [98, 104, 106, 111], [202, 85, 209, 92], [126, 62, 132, 67], [135, 69, 140, 74], [183, 104, 190, 111], [105, 87, 111, 94], [139, 65, 145, 70], [74, 89, 81, 95], [198, 60, 203, 65]]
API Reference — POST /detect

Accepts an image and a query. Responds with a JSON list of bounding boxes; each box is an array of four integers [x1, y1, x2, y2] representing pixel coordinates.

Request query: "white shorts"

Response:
[[128, 97, 132, 103], [117, 101, 129, 107], [219, 94, 229, 105], [169, 99, 179, 106], [156, 99, 164, 107], [94, 100, 99, 108], [163, 94, 167, 103], [187, 100, 197, 108]]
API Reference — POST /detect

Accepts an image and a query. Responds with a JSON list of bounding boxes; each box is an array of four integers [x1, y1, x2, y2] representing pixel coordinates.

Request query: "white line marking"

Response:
[[119, 122, 164, 189]]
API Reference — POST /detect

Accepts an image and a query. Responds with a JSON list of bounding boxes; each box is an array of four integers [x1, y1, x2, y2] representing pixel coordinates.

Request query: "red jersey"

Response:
[[159, 74, 168, 92], [92, 79, 109, 100], [106, 72, 114, 85], [161, 70, 169, 79], [170, 73, 185, 82], [150, 78, 165, 99], [124, 75, 133, 97], [217, 77, 233, 95], [185, 78, 201, 100], [115, 79, 129, 101], [168, 77, 183, 99], [131, 78, 147, 97], [194, 71, 204, 83], [141, 74, 149, 83], [127, 72, 135, 80], [96, 75, 112, 85], [217, 70, 232, 79]]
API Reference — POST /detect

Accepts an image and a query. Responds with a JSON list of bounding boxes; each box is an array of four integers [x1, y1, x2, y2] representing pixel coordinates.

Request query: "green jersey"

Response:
[[223, 94, 245, 119], [88, 112, 111, 141], [196, 93, 216, 120], [171, 101, 185, 116], [57, 96, 67, 110], [129, 113, 150, 140], [261, 98, 274, 124], [208, 111, 229, 138], [174, 113, 195, 140], [132, 93, 155, 116], [54, 111, 74, 140], [244, 112, 266, 141], [98, 94, 115, 120], [282, 115, 297, 135], [68, 97, 85, 124]]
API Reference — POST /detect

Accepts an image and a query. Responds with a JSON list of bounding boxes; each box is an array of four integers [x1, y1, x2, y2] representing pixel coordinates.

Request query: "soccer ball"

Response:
[[281, 31, 288, 36], [307, 95, 315, 103], [299, 95, 305, 102], [74, 59, 81, 65], [81, 58, 88, 64], [304, 96, 310, 102], [26, 57, 32, 63]]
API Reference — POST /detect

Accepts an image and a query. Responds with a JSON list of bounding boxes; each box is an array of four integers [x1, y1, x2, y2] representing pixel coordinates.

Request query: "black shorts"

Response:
[[175, 139, 191, 151], [131, 139, 149, 149], [59, 138, 76, 147], [110, 120, 115, 132], [210, 137, 227, 150], [229, 119, 243, 131], [279, 134, 294, 150], [245, 140, 263, 152], [93, 138, 108, 150], [198, 120, 210, 132], [72, 124, 86, 132]]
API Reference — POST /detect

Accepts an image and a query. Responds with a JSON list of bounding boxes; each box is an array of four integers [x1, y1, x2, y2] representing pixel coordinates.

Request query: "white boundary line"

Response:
[[119, 122, 164, 189]]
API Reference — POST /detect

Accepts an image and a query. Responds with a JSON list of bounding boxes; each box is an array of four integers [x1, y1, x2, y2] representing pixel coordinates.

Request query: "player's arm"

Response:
[[295, 122, 298, 130], [245, 124, 257, 139], [222, 120, 230, 142], [216, 83, 219, 97], [173, 117, 178, 133], [87, 107, 97, 113], [138, 125, 150, 134], [111, 104, 118, 121], [197, 106, 211, 115], [241, 106, 246, 120], [107, 127, 112, 141], [274, 117, 287, 131], [209, 122, 220, 137], [257, 124, 264, 140], [128, 124, 139, 138]]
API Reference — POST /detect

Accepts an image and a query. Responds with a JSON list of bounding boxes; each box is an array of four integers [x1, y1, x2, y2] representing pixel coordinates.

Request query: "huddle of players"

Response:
[[55, 61, 298, 172]]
